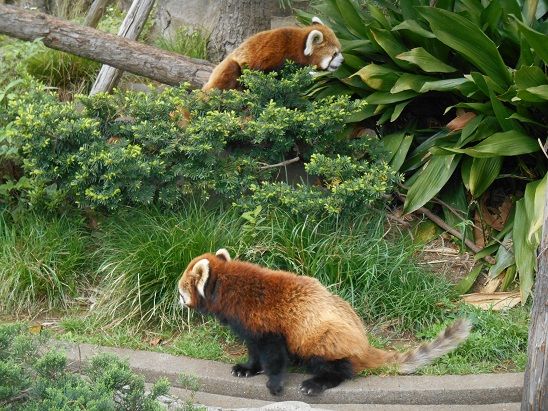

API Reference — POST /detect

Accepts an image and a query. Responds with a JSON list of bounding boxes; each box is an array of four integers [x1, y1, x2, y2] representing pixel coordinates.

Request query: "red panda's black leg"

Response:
[[231, 340, 262, 377], [257, 334, 289, 396], [300, 358, 354, 396]]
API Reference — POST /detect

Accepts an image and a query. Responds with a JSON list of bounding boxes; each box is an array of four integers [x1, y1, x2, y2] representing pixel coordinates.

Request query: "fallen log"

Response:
[[0, 4, 215, 88]]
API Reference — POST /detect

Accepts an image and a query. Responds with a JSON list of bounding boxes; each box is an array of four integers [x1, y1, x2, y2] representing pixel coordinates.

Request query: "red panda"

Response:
[[178, 249, 471, 396], [202, 17, 344, 91]]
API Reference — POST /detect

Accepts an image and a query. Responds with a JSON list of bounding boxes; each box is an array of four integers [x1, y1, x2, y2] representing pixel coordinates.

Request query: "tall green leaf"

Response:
[[513, 17, 548, 63], [524, 174, 547, 244], [468, 156, 503, 198], [396, 47, 457, 73], [352, 64, 402, 91], [513, 199, 536, 302], [370, 28, 413, 70], [336, 0, 369, 37], [418, 7, 512, 87], [441, 130, 539, 157], [403, 154, 461, 213]]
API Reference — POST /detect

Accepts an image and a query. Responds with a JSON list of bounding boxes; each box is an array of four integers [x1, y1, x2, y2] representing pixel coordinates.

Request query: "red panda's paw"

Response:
[[266, 377, 284, 396], [231, 363, 261, 378], [299, 379, 326, 396]]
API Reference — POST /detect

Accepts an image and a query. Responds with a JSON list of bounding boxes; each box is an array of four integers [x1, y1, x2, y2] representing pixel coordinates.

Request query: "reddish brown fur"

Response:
[[203, 23, 342, 91], [179, 253, 396, 372]]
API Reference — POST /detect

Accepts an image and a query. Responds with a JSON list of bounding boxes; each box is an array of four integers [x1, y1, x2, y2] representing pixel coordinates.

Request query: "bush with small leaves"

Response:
[[2, 64, 396, 215]]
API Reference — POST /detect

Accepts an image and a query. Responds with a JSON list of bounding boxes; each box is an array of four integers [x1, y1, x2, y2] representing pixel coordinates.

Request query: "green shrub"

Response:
[[299, 0, 547, 301], [3, 64, 396, 214], [0, 323, 172, 410], [155, 26, 209, 59], [0, 211, 93, 313]]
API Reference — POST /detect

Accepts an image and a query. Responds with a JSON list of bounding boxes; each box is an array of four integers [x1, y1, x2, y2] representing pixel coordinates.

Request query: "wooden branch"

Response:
[[0, 4, 215, 88], [521, 187, 548, 410], [90, 0, 155, 95], [83, 0, 111, 28], [259, 157, 300, 170]]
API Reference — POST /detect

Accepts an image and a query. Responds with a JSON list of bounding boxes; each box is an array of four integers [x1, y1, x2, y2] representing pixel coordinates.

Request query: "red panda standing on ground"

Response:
[[178, 249, 472, 396], [202, 17, 344, 91]]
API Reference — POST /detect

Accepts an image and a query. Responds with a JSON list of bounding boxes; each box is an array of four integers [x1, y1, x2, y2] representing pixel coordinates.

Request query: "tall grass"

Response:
[[155, 26, 209, 60], [0, 211, 93, 314], [94, 205, 241, 329], [93, 205, 456, 332]]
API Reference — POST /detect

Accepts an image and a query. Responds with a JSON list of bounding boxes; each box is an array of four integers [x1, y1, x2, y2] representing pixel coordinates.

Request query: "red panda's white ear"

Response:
[[304, 30, 324, 56], [192, 259, 210, 298], [215, 248, 231, 262], [312, 16, 324, 25]]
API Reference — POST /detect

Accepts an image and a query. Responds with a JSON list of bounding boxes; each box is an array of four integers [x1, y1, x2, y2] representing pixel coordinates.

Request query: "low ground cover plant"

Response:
[[0, 323, 173, 410], [1, 65, 395, 214]]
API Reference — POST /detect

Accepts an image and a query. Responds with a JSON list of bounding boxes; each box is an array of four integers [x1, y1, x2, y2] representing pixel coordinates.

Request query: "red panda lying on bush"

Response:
[[202, 17, 344, 91], [178, 249, 471, 396]]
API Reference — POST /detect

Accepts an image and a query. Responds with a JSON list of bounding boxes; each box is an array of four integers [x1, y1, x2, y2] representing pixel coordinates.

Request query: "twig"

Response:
[[538, 138, 548, 159], [418, 205, 496, 264], [259, 156, 300, 170]]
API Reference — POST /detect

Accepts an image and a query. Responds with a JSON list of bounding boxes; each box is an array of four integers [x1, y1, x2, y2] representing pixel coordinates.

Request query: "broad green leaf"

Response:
[[442, 130, 539, 157], [513, 199, 536, 302], [487, 233, 515, 279], [367, 3, 391, 28], [513, 17, 548, 63], [440, 180, 473, 241], [341, 39, 376, 53], [469, 156, 503, 198], [446, 102, 491, 114], [336, 0, 369, 37], [382, 131, 406, 163], [458, 113, 483, 146], [342, 53, 369, 71], [524, 174, 547, 244], [390, 101, 411, 122], [391, 73, 435, 93], [370, 28, 413, 69], [418, 7, 511, 87], [390, 134, 413, 171], [455, 264, 483, 294], [508, 112, 547, 127], [514, 66, 546, 90], [392, 19, 436, 38], [403, 154, 461, 214], [501, 265, 517, 291], [524, 85, 548, 100], [396, 47, 457, 73], [488, 86, 524, 133], [461, 156, 472, 191], [365, 90, 417, 104], [420, 78, 472, 93], [352, 64, 402, 91]]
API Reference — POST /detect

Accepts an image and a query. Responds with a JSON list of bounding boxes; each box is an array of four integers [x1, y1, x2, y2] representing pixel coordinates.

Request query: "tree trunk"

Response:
[[83, 0, 112, 28], [0, 4, 214, 88], [90, 0, 155, 95], [522, 186, 548, 410], [206, 0, 280, 63]]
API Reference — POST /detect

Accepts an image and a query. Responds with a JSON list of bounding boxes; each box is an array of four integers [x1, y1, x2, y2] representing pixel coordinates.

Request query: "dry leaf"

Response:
[[28, 324, 42, 335], [480, 273, 503, 293], [446, 111, 476, 131], [462, 292, 521, 310], [149, 337, 162, 346]]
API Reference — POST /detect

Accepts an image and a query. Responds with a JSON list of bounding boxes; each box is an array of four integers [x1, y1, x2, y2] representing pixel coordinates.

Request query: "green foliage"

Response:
[[155, 26, 209, 59], [2, 65, 395, 215], [24, 45, 100, 93], [0, 211, 93, 314], [0, 323, 174, 410], [301, 0, 548, 301]]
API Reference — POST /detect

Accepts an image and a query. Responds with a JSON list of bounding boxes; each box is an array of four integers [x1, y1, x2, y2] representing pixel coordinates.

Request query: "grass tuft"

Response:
[[0, 211, 93, 314], [155, 26, 209, 59]]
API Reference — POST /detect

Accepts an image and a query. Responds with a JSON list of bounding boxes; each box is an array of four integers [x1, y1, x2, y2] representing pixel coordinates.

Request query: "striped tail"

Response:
[[396, 318, 472, 374]]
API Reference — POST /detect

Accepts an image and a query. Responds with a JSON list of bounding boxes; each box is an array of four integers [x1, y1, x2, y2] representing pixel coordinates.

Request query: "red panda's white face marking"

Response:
[[178, 257, 210, 308], [305, 20, 344, 72]]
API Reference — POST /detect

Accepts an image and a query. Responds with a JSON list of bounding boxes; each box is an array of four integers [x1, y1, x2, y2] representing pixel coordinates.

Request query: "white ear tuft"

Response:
[[193, 259, 210, 298], [312, 16, 324, 25], [215, 248, 231, 262], [304, 29, 324, 56]]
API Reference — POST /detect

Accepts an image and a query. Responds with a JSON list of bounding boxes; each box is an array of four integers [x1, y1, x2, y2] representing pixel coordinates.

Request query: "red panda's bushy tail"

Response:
[[395, 318, 472, 374]]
